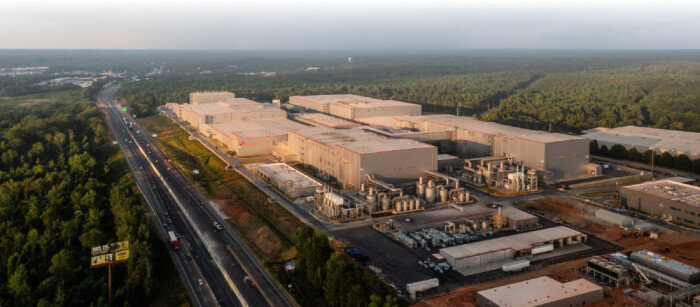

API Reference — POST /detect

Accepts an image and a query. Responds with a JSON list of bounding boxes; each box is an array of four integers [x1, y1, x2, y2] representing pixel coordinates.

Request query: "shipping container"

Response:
[[531, 243, 554, 255], [502, 259, 530, 272]]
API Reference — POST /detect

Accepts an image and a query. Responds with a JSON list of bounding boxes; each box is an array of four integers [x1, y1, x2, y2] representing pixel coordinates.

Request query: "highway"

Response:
[[98, 85, 294, 307]]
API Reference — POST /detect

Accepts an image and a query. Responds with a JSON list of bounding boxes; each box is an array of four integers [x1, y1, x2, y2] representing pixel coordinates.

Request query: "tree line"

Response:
[[485, 61, 700, 133], [590, 140, 700, 174], [0, 86, 170, 306], [288, 227, 404, 307]]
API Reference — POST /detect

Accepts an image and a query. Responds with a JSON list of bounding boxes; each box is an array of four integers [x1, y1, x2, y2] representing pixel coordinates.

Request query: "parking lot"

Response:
[[330, 206, 621, 297]]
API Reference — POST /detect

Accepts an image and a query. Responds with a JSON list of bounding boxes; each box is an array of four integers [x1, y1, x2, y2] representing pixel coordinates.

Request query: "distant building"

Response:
[[205, 119, 307, 156], [582, 126, 700, 158], [288, 94, 421, 120], [177, 100, 285, 130], [189, 91, 236, 104], [620, 177, 700, 227], [476, 276, 603, 307]]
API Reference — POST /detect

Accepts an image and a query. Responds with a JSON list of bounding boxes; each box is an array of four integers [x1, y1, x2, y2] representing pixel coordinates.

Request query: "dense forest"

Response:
[[118, 70, 536, 117], [0, 86, 175, 305], [287, 227, 403, 307], [485, 61, 700, 132], [3, 50, 699, 133]]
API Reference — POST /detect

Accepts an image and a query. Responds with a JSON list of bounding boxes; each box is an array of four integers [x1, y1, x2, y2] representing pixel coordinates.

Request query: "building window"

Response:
[[638, 198, 642, 210]]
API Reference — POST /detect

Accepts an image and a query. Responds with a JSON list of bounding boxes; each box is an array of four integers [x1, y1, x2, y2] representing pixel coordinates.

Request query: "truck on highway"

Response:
[[168, 231, 180, 250]]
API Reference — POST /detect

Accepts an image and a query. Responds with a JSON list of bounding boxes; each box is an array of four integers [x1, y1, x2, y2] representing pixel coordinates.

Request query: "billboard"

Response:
[[91, 241, 130, 268]]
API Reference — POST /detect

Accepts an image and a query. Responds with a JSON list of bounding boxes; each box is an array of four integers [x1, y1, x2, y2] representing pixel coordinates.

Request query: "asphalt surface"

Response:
[[99, 85, 294, 307], [99, 86, 232, 306]]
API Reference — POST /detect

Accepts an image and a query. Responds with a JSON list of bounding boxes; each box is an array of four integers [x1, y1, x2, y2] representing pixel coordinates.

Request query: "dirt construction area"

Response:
[[416, 198, 700, 306]]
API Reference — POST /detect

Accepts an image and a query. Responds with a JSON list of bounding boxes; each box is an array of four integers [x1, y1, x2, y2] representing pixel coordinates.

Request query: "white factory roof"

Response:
[[182, 103, 236, 115], [208, 119, 307, 139], [182, 101, 280, 116], [296, 113, 357, 128], [257, 163, 321, 189], [621, 178, 700, 207], [632, 251, 700, 276], [218, 98, 261, 106], [291, 127, 435, 155], [478, 276, 602, 306], [440, 226, 582, 260], [582, 126, 700, 156], [291, 94, 419, 108], [437, 154, 460, 161], [357, 114, 452, 128], [423, 115, 586, 144], [394, 204, 536, 229]]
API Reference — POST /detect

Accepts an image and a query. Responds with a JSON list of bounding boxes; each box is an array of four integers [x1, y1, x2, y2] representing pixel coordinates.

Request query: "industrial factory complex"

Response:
[[164, 92, 700, 306]]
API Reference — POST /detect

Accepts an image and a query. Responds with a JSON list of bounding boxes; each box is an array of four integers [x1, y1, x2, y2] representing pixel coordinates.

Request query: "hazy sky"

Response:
[[1, 0, 699, 49]]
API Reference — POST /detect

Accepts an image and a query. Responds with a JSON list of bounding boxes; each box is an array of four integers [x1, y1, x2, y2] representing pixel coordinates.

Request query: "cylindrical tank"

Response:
[[409, 199, 415, 211], [395, 201, 402, 212], [464, 192, 470, 202], [439, 188, 448, 202], [428, 180, 434, 188], [417, 183, 426, 198], [381, 196, 390, 211], [426, 187, 436, 203], [416, 199, 422, 209], [471, 221, 479, 231], [361, 183, 365, 193], [482, 221, 488, 230], [403, 200, 409, 212], [458, 192, 465, 203], [367, 194, 377, 208], [368, 187, 374, 196]]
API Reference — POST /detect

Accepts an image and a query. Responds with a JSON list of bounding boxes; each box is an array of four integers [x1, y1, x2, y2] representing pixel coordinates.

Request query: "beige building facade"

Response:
[[287, 127, 437, 188], [189, 91, 237, 104]]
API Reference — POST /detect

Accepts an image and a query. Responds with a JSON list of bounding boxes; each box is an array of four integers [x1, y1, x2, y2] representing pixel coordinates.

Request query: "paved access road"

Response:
[[99, 85, 294, 307]]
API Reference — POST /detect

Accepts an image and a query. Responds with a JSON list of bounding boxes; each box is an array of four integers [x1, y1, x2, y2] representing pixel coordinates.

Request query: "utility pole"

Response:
[[108, 264, 112, 305]]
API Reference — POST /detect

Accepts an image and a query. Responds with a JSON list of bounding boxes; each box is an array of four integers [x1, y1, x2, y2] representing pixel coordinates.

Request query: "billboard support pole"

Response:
[[108, 264, 112, 305]]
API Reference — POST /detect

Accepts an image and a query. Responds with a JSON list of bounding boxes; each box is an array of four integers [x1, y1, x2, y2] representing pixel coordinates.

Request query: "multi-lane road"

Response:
[[98, 85, 294, 307]]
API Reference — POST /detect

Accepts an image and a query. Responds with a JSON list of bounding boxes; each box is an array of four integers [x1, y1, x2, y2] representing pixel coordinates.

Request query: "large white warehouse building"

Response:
[[289, 94, 422, 120], [287, 127, 437, 188], [582, 126, 700, 158], [361, 114, 590, 182]]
